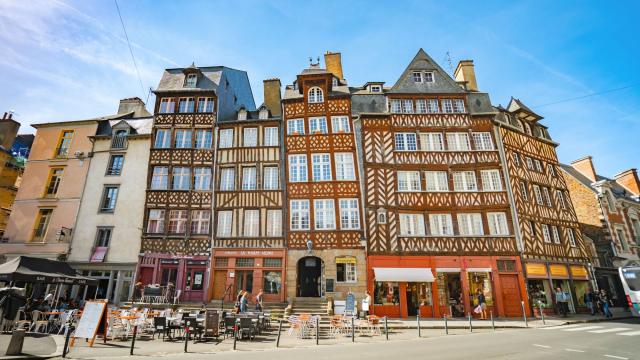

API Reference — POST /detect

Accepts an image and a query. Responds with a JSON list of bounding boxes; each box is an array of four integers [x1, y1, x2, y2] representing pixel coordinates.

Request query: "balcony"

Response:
[[111, 135, 128, 150]]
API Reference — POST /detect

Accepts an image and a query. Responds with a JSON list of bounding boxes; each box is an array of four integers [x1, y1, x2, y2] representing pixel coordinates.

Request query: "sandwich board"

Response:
[[70, 299, 108, 347]]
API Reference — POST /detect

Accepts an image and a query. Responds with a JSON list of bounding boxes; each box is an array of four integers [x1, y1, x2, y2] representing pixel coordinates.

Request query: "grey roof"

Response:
[[560, 163, 640, 203], [560, 164, 597, 193], [507, 97, 543, 121], [95, 116, 153, 136], [156, 66, 224, 92], [388, 48, 465, 94], [283, 84, 350, 100], [351, 94, 387, 114]]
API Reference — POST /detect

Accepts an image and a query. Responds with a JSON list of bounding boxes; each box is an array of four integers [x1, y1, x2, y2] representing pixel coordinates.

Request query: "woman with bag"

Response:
[[474, 289, 487, 320]]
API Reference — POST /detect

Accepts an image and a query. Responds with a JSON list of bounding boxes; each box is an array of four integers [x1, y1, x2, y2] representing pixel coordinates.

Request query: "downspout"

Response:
[[67, 134, 96, 261]]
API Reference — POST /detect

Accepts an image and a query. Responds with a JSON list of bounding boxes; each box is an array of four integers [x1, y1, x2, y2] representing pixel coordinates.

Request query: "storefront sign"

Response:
[[336, 257, 356, 264], [187, 260, 208, 266], [216, 250, 280, 256], [160, 259, 179, 265], [525, 263, 548, 278], [570, 266, 589, 279], [549, 264, 569, 278], [345, 293, 356, 313]]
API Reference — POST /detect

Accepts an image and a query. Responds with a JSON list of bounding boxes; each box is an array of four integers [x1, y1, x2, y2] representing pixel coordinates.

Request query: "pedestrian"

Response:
[[584, 288, 596, 315], [240, 291, 249, 313], [255, 289, 264, 311], [235, 290, 243, 314], [554, 287, 568, 317], [476, 289, 487, 320], [362, 291, 371, 317], [599, 289, 613, 318]]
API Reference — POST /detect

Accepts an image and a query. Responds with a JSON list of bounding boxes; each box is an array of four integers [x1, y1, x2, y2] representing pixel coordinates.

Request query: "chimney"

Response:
[[117, 97, 151, 118], [263, 78, 282, 117], [571, 156, 597, 183], [324, 51, 344, 80], [614, 168, 640, 196], [454, 60, 478, 92]]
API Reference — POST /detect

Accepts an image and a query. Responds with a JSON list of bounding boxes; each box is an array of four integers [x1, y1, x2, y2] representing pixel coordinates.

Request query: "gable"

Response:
[[389, 48, 465, 94]]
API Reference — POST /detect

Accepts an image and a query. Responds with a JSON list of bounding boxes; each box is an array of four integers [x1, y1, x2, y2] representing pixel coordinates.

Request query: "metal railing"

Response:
[[111, 135, 127, 149]]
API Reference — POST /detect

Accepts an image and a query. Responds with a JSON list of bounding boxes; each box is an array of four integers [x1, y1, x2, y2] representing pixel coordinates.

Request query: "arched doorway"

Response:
[[297, 256, 323, 297]]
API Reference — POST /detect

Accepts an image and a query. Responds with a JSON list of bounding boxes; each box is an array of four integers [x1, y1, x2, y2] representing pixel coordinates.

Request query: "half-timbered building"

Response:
[[210, 79, 286, 303], [137, 64, 255, 303], [283, 53, 366, 301], [355, 50, 528, 318], [493, 98, 592, 313]]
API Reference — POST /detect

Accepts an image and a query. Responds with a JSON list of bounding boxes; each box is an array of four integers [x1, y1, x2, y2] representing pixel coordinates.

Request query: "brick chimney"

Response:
[[324, 51, 344, 80], [118, 97, 151, 117], [263, 79, 282, 117], [571, 156, 597, 183], [454, 60, 478, 92], [614, 168, 640, 196]]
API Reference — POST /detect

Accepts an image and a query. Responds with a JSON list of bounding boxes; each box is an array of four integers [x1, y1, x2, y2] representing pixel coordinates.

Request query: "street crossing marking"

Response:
[[604, 355, 629, 360], [564, 348, 585, 352], [533, 344, 551, 348], [617, 330, 640, 336], [541, 324, 583, 330], [588, 327, 631, 334], [563, 326, 603, 332]]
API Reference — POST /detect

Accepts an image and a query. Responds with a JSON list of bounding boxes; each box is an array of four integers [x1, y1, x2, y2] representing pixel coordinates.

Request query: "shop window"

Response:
[[263, 271, 282, 294], [263, 258, 282, 268], [528, 279, 552, 308], [336, 258, 357, 283], [236, 258, 255, 267], [161, 268, 178, 286], [497, 260, 516, 272], [215, 258, 229, 267], [468, 272, 494, 306], [186, 270, 205, 291], [374, 282, 399, 305], [573, 281, 589, 307]]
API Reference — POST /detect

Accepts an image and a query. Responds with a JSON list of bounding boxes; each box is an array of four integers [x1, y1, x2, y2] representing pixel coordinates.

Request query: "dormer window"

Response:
[[370, 85, 382, 93], [308, 87, 324, 103], [424, 72, 434, 83], [185, 74, 198, 88], [111, 129, 128, 149], [412, 72, 423, 83], [332, 78, 339, 87], [238, 109, 247, 120], [259, 109, 269, 120]]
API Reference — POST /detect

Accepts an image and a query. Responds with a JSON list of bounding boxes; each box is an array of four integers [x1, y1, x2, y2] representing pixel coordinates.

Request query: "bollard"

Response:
[[417, 314, 421, 337], [444, 316, 448, 335], [62, 327, 72, 358], [521, 301, 528, 328], [490, 311, 495, 331], [351, 317, 355, 342], [540, 307, 546, 325], [469, 313, 473, 332], [233, 324, 238, 350], [184, 321, 190, 353], [130, 325, 138, 355], [316, 316, 319, 345], [276, 319, 283, 348], [385, 316, 389, 340]]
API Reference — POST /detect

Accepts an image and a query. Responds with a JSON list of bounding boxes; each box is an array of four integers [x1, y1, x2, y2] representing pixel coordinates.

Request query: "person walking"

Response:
[[554, 287, 568, 317], [584, 288, 596, 315], [240, 291, 249, 313], [362, 291, 372, 317], [476, 289, 487, 320], [255, 289, 264, 311], [599, 289, 613, 318]]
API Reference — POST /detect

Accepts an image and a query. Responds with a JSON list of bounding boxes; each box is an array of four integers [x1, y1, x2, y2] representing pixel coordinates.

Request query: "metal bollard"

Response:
[[469, 313, 473, 332], [491, 311, 495, 331], [417, 314, 421, 337], [521, 301, 528, 328], [184, 321, 190, 353], [444, 316, 448, 335], [351, 317, 355, 342], [130, 325, 138, 355], [276, 319, 283, 348], [62, 327, 72, 358], [541, 307, 546, 325], [233, 324, 238, 350], [316, 316, 319, 345], [385, 316, 389, 340]]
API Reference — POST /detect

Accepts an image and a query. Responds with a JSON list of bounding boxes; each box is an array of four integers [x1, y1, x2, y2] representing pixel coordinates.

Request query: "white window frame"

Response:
[[520, 181, 528, 200], [339, 198, 360, 230], [241, 167, 257, 190], [178, 97, 195, 113], [446, 132, 471, 151], [401, 99, 414, 113], [337, 261, 357, 283], [190, 210, 210, 235], [442, 99, 454, 113], [288, 155, 308, 182], [525, 157, 534, 170], [243, 209, 260, 237], [159, 98, 175, 114], [266, 209, 282, 237], [556, 190, 566, 209], [151, 166, 169, 190], [472, 132, 494, 150], [429, 214, 454, 236], [616, 227, 629, 251], [243, 127, 258, 147], [399, 213, 426, 236], [420, 133, 444, 151], [412, 71, 423, 83], [397, 171, 421, 192], [547, 164, 556, 177], [216, 210, 232, 237], [309, 117, 328, 134], [427, 99, 439, 113], [542, 187, 552, 207], [425, 171, 449, 191], [567, 228, 577, 247], [172, 167, 191, 190], [453, 171, 477, 191], [415, 99, 427, 114], [174, 129, 192, 148], [390, 99, 402, 113], [334, 153, 355, 181], [480, 170, 502, 191], [154, 129, 171, 148], [264, 127, 279, 146], [453, 99, 465, 113], [290, 200, 310, 231], [534, 159, 543, 172], [219, 129, 234, 148], [541, 224, 551, 243], [263, 166, 279, 190], [488, 212, 509, 235], [195, 129, 212, 149], [308, 87, 324, 103], [533, 185, 543, 205], [424, 71, 435, 83], [185, 74, 198, 88], [193, 167, 212, 190], [457, 213, 484, 236], [311, 153, 332, 182], [147, 209, 165, 233], [287, 119, 305, 135], [331, 116, 350, 133], [219, 167, 235, 191], [395, 132, 417, 151], [314, 199, 336, 230], [551, 225, 560, 244]]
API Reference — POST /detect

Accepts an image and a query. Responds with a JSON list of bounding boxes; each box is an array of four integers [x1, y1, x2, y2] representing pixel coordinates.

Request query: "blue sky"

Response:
[[0, 0, 638, 176]]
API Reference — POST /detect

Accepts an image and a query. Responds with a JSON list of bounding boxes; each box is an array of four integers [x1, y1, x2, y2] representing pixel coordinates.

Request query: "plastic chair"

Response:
[[30, 310, 49, 333]]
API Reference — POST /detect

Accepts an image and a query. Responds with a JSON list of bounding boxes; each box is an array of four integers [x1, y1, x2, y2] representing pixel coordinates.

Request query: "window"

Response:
[[195, 129, 212, 149], [106, 155, 124, 175], [197, 97, 214, 113], [453, 171, 477, 191], [309, 117, 328, 134], [442, 99, 454, 113], [605, 191, 616, 212], [159, 98, 175, 113], [31, 209, 53, 242], [513, 153, 520, 167], [429, 214, 454, 236], [617, 228, 629, 251], [191, 210, 210, 234], [525, 157, 534, 170], [551, 225, 560, 244], [520, 181, 528, 200], [370, 85, 382, 93], [556, 190, 566, 209], [242, 167, 257, 190], [290, 200, 310, 230], [100, 186, 119, 212], [331, 116, 350, 133], [266, 209, 282, 237], [151, 166, 169, 190], [264, 127, 279, 146], [457, 213, 484, 235], [56, 130, 74, 157], [420, 133, 444, 151], [534, 159, 543, 172], [178, 97, 195, 113], [168, 210, 188, 234], [147, 210, 165, 233], [111, 130, 127, 149], [260, 166, 278, 190], [172, 167, 190, 190], [390, 99, 402, 113], [288, 119, 305, 135], [264, 258, 282, 267], [472, 133, 493, 150], [263, 271, 282, 294], [154, 129, 171, 148], [312, 153, 332, 182], [453, 99, 465, 113], [219, 168, 235, 191], [542, 187, 552, 207], [427, 99, 439, 113], [174, 129, 192, 148], [398, 171, 421, 191], [45, 168, 64, 196], [446, 133, 470, 151], [631, 218, 640, 244], [243, 127, 257, 147], [194, 167, 212, 190], [377, 209, 387, 224], [337, 260, 357, 283], [425, 171, 449, 191], [567, 228, 577, 247], [236, 258, 255, 267], [488, 212, 509, 235], [533, 185, 543, 205], [412, 71, 423, 83], [214, 258, 229, 267], [395, 133, 417, 151], [424, 72, 434, 83], [480, 170, 502, 191], [339, 198, 360, 230], [314, 199, 335, 230], [219, 129, 234, 148], [243, 210, 259, 237], [335, 153, 355, 181], [547, 164, 556, 177], [216, 211, 232, 237], [541, 224, 551, 243], [399, 213, 426, 236], [289, 155, 308, 182], [259, 108, 269, 119], [308, 87, 324, 103], [238, 110, 247, 120], [401, 99, 414, 113], [416, 99, 427, 113], [185, 74, 198, 88], [529, 221, 537, 236], [95, 227, 112, 247]]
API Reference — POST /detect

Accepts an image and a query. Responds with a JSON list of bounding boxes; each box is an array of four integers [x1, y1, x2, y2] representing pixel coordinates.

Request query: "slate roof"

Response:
[[156, 66, 224, 92], [560, 164, 640, 203], [95, 116, 153, 136], [507, 97, 543, 121], [388, 48, 465, 94]]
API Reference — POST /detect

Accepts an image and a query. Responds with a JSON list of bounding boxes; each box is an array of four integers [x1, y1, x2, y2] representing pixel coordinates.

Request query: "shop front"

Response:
[[368, 255, 528, 319], [136, 253, 210, 303], [524, 262, 592, 315], [210, 249, 286, 303], [68, 263, 135, 306]]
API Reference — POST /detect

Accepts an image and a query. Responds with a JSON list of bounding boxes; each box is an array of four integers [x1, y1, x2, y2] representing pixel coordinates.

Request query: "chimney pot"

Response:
[[324, 51, 344, 80], [454, 60, 478, 92], [263, 78, 282, 117], [614, 168, 640, 196], [571, 156, 597, 183]]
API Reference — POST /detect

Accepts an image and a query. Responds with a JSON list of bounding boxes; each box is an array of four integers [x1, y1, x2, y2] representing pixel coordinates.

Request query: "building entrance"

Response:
[[297, 256, 322, 297]]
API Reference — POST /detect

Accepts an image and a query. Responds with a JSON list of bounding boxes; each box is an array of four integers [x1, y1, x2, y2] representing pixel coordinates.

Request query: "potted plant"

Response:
[[533, 301, 545, 318]]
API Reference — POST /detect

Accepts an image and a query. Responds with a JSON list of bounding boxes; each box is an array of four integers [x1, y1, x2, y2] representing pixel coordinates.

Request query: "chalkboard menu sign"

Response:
[[71, 300, 108, 347], [345, 293, 356, 313], [325, 279, 334, 293]]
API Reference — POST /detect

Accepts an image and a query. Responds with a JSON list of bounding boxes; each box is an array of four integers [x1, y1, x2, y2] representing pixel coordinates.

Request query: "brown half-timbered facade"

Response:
[[283, 53, 366, 300], [494, 97, 592, 313], [355, 50, 528, 318], [210, 79, 286, 302], [137, 64, 255, 303]]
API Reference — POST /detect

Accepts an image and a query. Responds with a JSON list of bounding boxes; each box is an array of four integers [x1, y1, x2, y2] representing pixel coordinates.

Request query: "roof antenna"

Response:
[[146, 87, 153, 105], [445, 51, 454, 75], [309, 57, 313, 65]]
